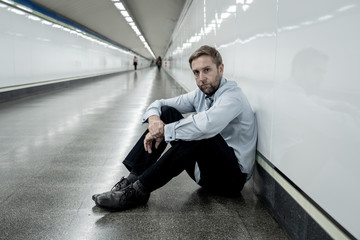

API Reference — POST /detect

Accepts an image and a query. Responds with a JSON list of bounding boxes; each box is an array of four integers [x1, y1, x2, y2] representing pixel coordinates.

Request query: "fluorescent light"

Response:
[[114, 2, 125, 11], [221, 12, 230, 19], [120, 10, 129, 17], [209, 23, 216, 28], [189, 36, 198, 43], [134, 29, 141, 35], [10, 8, 25, 15], [242, 5, 250, 11], [41, 20, 52, 25], [318, 15, 333, 21], [28, 15, 40, 21], [112, 0, 155, 58], [337, 4, 355, 12], [52, 24, 62, 29], [227, 5, 236, 13], [131, 25, 138, 31]]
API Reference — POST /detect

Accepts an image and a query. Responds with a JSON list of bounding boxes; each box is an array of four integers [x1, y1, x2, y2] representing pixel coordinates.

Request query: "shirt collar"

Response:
[[206, 77, 226, 100]]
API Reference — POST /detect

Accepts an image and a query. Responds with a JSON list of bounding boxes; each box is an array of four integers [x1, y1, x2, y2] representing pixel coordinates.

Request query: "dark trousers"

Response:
[[123, 106, 247, 196]]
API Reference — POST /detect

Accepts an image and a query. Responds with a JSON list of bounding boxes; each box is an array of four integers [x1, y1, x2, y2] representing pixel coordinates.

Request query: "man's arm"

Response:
[[143, 115, 165, 153], [164, 88, 243, 142], [142, 92, 196, 124], [142, 91, 196, 153]]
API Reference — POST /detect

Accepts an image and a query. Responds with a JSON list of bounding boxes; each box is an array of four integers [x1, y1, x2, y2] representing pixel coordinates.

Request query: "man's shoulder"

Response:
[[224, 79, 238, 87], [175, 88, 201, 102], [218, 79, 241, 95]]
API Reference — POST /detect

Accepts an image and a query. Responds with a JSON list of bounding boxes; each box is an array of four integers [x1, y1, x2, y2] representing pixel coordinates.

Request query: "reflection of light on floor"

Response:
[[85, 68, 163, 236]]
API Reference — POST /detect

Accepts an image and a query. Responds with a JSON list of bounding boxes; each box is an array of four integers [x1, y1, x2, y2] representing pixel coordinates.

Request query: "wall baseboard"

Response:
[[253, 154, 355, 240], [0, 71, 126, 104]]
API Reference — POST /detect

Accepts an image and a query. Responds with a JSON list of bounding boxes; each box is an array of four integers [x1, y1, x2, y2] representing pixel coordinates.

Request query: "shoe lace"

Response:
[[111, 177, 127, 191], [121, 185, 136, 201]]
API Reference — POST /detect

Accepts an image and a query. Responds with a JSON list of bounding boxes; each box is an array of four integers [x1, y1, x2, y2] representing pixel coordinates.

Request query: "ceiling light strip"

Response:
[[113, 0, 155, 59]]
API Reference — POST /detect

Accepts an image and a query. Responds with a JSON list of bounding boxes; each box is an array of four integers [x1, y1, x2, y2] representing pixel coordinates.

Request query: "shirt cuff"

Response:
[[142, 109, 160, 123], [164, 122, 176, 142]]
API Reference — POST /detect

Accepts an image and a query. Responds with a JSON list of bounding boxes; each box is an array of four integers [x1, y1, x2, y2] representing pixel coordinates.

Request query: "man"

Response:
[[92, 45, 257, 211], [133, 56, 138, 70]]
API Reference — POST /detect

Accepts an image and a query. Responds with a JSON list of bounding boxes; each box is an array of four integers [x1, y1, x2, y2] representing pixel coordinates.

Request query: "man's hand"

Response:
[[148, 115, 165, 138], [144, 132, 163, 154], [144, 115, 165, 153]]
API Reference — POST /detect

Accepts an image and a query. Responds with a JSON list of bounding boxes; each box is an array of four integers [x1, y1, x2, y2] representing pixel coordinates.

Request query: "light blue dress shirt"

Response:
[[142, 77, 257, 180]]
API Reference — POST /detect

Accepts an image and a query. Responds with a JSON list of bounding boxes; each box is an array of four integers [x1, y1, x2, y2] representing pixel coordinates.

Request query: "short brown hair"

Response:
[[188, 45, 223, 68]]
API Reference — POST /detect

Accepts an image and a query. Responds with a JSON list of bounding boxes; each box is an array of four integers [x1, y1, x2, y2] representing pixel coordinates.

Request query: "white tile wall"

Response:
[[164, 0, 360, 238], [0, 2, 150, 89]]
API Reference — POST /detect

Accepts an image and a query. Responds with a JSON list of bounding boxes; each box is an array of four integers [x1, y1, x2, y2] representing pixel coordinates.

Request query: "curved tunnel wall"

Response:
[[164, 0, 359, 238], [0, 0, 151, 90]]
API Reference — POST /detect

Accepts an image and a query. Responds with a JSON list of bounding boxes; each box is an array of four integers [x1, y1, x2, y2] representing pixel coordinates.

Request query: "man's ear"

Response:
[[219, 64, 224, 74]]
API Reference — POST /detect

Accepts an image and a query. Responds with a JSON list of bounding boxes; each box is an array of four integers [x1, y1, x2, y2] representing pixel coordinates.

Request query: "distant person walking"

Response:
[[133, 56, 138, 70], [156, 56, 162, 70]]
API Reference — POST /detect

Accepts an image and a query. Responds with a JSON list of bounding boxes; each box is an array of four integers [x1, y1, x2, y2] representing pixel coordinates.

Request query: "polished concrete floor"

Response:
[[0, 68, 288, 240]]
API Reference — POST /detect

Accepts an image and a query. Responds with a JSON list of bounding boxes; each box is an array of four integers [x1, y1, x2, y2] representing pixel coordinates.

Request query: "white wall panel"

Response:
[[164, 0, 360, 238], [0, 3, 16, 83], [0, 2, 150, 89], [273, 0, 360, 236]]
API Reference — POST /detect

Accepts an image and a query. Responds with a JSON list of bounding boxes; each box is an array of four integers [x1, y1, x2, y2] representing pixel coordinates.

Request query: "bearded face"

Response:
[[191, 55, 224, 96]]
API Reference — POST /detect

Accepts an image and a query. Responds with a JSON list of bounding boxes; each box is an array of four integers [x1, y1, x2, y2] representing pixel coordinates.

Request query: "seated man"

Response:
[[92, 45, 257, 211]]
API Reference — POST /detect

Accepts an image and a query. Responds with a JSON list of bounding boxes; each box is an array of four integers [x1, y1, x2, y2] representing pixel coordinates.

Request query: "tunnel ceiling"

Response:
[[31, 0, 187, 59]]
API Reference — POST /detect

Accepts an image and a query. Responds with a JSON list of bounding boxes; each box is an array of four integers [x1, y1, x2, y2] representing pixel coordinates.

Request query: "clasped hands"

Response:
[[144, 115, 165, 154]]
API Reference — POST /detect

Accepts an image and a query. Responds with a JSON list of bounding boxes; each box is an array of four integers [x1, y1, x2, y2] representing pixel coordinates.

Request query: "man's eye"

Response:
[[194, 71, 199, 76], [204, 68, 209, 73]]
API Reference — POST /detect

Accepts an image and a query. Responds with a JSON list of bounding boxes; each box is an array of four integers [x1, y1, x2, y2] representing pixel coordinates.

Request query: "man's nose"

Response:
[[199, 71, 206, 81]]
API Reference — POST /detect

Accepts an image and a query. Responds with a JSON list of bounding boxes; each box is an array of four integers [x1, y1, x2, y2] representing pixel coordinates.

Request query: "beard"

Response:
[[200, 72, 222, 96], [200, 84, 216, 96]]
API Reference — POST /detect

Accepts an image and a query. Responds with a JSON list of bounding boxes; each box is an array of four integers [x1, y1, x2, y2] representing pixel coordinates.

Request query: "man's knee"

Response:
[[161, 106, 178, 115], [160, 106, 183, 123]]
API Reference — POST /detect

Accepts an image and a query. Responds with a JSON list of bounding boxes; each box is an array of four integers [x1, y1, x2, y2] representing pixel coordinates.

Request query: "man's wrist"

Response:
[[148, 115, 160, 124]]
